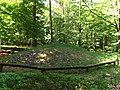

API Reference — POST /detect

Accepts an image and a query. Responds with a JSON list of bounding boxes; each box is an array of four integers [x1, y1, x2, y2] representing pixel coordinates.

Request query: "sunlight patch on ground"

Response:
[[36, 53, 50, 63]]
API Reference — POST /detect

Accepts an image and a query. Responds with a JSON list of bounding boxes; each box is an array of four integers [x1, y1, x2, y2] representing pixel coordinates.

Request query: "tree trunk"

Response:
[[32, 0, 37, 47], [118, 5, 120, 49], [78, 0, 82, 47], [115, 0, 120, 52], [49, 0, 53, 43], [104, 35, 108, 45], [100, 38, 103, 50], [78, 25, 82, 47]]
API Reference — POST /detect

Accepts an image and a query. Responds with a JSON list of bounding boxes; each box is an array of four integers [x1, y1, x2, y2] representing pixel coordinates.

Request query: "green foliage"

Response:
[[0, 72, 81, 90], [44, 0, 117, 50], [0, 0, 119, 51], [0, 70, 120, 90], [0, 0, 45, 45]]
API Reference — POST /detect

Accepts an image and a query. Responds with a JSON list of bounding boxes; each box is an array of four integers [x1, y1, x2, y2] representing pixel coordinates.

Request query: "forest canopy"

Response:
[[0, 0, 119, 51]]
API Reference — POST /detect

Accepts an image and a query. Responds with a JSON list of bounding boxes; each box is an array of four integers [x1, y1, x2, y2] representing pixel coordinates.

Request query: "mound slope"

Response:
[[0, 45, 100, 68]]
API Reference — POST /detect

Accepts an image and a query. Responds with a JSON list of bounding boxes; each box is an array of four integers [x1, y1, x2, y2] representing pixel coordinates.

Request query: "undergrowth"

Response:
[[0, 44, 120, 90], [0, 71, 120, 90]]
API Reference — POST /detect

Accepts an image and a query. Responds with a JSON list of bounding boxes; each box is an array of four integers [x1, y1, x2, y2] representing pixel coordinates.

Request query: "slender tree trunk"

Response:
[[118, 0, 120, 29], [93, 32, 96, 51], [61, 2, 65, 43], [115, 0, 120, 52], [117, 10, 120, 51], [104, 35, 108, 46], [100, 38, 103, 50], [103, 35, 108, 51], [78, 0, 82, 47], [0, 39, 1, 51], [49, 0, 53, 43], [32, 0, 37, 47]]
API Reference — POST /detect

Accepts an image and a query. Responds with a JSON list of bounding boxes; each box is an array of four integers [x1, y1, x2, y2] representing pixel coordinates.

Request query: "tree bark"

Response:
[[49, 0, 53, 43], [100, 38, 103, 50], [78, 0, 82, 47], [32, 0, 37, 47], [115, 0, 120, 52]]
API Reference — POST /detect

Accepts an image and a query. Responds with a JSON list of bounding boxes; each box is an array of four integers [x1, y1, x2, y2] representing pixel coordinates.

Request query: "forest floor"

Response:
[[0, 44, 120, 90]]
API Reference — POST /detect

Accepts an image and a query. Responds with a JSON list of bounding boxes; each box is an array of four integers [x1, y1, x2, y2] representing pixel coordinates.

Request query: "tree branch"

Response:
[[82, 1, 115, 26]]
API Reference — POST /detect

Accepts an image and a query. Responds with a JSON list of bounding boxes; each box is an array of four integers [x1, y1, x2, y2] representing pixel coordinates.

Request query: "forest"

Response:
[[0, 0, 120, 90], [0, 0, 119, 51]]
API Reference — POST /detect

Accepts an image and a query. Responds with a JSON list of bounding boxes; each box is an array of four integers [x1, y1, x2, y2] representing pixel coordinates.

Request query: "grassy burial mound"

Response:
[[0, 44, 120, 90], [0, 44, 116, 68], [0, 44, 117, 73]]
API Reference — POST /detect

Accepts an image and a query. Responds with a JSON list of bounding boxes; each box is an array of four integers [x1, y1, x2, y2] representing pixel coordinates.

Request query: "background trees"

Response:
[[0, 0, 119, 51], [0, 0, 45, 46]]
